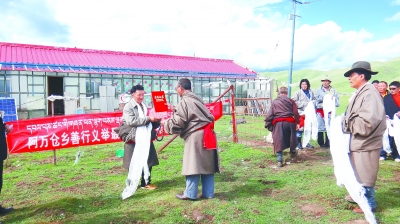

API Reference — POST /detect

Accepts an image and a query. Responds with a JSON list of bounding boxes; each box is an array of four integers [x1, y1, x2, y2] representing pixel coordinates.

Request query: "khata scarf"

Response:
[[122, 100, 152, 200], [392, 115, 400, 150], [302, 101, 318, 147], [382, 120, 393, 154], [322, 94, 336, 139], [330, 116, 376, 224]]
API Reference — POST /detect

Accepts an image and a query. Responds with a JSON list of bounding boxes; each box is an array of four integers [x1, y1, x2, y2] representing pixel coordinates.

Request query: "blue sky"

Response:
[[0, 0, 399, 72], [295, 0, 400, 40]]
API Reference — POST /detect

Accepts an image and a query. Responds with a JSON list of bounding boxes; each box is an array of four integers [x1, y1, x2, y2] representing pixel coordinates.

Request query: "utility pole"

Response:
[[288, 0, 302, 98]]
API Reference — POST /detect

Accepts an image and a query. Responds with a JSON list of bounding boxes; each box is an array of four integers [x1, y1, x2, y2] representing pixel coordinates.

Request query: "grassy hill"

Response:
[[259, 57, 400, 114]]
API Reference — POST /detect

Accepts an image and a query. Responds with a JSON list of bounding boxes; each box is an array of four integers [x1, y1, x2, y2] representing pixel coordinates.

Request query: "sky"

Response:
[[1, 0, 400, 72]]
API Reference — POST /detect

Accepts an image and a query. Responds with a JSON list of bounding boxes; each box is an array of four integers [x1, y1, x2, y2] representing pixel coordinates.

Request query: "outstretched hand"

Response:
[[149, 116, 161, 122], [5, 124, 13, 133]]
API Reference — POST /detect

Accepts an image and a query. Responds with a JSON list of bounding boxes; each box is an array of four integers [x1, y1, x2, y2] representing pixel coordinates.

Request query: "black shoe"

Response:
[[0, 206, 14, 216], [306, 143, 314, 148], [277, 161, 284, 167], [297, 137, 303, 150], [290, 150, 298, 159], [297, 143, 303, 150]]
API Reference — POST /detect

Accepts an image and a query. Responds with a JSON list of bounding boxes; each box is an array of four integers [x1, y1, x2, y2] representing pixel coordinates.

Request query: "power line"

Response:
[[265, 5, 294, 72], [266, 0, 322, 72]]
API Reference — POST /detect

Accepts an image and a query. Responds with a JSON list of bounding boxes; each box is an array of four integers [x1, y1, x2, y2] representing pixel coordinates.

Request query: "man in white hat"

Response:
[[342, 61, 386, 214], [315, 75, 339, 147]]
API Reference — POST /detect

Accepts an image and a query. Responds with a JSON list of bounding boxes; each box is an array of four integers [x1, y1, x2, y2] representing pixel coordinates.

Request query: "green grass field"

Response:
[[1, 116, 400, 223]]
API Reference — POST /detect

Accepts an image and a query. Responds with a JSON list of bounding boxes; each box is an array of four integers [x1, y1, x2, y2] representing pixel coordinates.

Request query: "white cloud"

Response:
[[385, 12, 400, 22], [1, 0, 400, 73], [0, 0, 70, 45], [391, 0, 400, 5]]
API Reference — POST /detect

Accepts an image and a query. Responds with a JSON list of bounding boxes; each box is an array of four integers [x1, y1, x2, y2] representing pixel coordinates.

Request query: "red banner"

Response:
[[151, 91, 168, 112], [6, 101, 224, 154], [6, 112, 123, 154]]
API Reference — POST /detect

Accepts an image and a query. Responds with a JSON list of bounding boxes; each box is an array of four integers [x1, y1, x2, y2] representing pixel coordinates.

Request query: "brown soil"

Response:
[[300, 203, 327, 217], [238, 139, 272, 148], [393, 170, 400, 182], [343, 220, 369, 224], [93, 166, 125, 176], [100, 156, 121, 163]]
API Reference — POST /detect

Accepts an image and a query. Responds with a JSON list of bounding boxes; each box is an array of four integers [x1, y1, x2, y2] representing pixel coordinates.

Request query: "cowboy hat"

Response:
[[321, 75, 331, 82], [344, 61, 378, 77]]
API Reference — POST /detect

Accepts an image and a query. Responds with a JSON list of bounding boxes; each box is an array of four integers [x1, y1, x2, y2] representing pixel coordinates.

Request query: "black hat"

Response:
[[344, 61, 378, 77]]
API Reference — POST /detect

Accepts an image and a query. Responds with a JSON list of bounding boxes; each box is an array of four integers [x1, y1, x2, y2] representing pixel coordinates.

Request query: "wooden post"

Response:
[[51, 100, 56, 166], [230, 85, 238, 143]]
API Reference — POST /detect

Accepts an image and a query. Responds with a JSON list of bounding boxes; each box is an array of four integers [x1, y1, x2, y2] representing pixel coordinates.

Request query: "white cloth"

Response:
[[330, 116, 376, 224], [302, 101, 318, 147], [382, 120, 393, 154], [392, 115, 400, 149], [122, 101, 152, 200], [322, 94, 336, 139]]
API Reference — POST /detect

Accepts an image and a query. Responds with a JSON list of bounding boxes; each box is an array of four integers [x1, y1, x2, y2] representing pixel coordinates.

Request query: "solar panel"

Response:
[[0, 98, 18, 122]]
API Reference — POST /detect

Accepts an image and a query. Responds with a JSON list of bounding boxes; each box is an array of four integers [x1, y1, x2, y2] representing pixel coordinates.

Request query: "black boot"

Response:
[[325, 135, 330, 147], [0, 206, 14, 216], [297, 137, 303, 150], [318, 132, 324, 146]]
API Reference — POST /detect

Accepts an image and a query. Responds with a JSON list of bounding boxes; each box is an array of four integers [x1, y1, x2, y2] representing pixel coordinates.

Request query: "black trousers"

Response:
[[318, 132, 330, 146], [0, 160, 3, 194], [140, 166, 152, 187]]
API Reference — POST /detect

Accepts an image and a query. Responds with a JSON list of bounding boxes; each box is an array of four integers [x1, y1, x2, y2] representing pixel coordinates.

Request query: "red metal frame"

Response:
[[157, 85, 238, 153]]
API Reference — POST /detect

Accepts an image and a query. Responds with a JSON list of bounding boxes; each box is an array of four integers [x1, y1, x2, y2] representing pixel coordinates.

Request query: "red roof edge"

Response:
[[0, 42, 234, 63]]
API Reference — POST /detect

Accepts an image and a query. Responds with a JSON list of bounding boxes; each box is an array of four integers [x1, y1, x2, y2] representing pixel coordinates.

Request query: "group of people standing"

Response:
[[265, 75, 339, 167], [372, 79, 400, 162], [117, 78, 219, 201], [265, 61, 398, 216], [292, 77, 340, 149]]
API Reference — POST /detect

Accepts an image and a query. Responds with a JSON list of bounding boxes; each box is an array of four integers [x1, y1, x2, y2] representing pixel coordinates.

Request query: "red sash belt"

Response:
[[272, 117, 295, 125], [299, 115, 305, 128], [198, 122, 217, 150], [316, 108, 324, 118]]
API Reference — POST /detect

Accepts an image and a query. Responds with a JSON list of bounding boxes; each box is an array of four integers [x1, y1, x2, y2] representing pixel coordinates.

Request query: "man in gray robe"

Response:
[[121, 85, 161, 190], [162, 78, 219, 200], [315, 76, 340, 147], [265, 87, 300, 167], [342, 61, 386, 213]]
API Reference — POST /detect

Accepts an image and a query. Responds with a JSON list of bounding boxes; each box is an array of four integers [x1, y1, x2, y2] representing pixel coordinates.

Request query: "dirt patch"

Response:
[[393, 170, 400, 182], [15, 180, 31, 190], [38, 157, 58, 165], [92, 200, 105, 207], [214, 192, 229, 201], [239, 139, 272, 148], [297, 148, 332, 161], [70, 176, 83, 181], [100, 156, 121, 163], [343, 220, 369, 224], [181, 209, 214, 223], [33, 208, 67, 222], [191, 209, 214, 222], [240, 138, 333, 164], [261, 188, 273, 197], [300, 203, 327, 217], [258, 159, 276, 168], [60, 181, 106, 194], [93, 166, 125, 176]]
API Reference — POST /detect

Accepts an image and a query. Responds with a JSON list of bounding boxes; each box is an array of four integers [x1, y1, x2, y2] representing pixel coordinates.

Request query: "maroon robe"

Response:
[[265, 95, 300, 153]]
